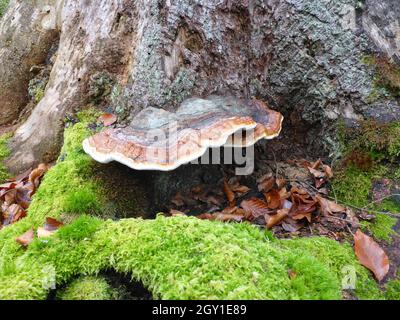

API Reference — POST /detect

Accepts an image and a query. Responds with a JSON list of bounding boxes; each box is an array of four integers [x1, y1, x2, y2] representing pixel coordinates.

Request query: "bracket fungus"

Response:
[[83, 96, 283, 171]]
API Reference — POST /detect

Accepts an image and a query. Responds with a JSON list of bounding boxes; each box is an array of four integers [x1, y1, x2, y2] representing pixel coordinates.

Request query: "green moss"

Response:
[[58, 215, 102, 241], [279, 237, 382, 300], [385, 276, 400, 300], [57, 276, 114, 300], [0, 215, 383, 300], [0, 202, 384, 300], [0, 0, 8, 17], [332, 166, 375, 207], [0, 133, 11, 183], [360, 214, 397, 242], [332, 166, 398, 242], [0, 110, 103, 269], [362, 54, 400, 99]]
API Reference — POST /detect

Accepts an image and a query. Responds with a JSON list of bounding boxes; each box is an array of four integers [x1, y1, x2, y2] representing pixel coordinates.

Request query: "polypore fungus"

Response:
[[83, 96, 283, 171]]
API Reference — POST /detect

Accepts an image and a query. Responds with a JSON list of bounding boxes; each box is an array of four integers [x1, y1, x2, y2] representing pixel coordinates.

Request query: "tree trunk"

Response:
[[1, 0, 399, 173]]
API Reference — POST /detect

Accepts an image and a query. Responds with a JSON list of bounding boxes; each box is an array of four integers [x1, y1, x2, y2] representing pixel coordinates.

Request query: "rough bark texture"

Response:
[[0, 0, 399, 173]]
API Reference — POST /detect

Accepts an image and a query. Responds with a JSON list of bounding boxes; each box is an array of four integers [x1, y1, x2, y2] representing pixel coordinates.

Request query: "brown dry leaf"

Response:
[[44, 217, 64, 231], [240, 198, 271, 220], [258, 175, 275, 193], [345, 208, 359, 228], [170, 209, 186, 216], [12, 168, 33, 183], [276, 178, 286, 189], [308, 167, 325, 179], [16, 228, 35, 247], [15, 188, 31, 210], [98, 113, 117, 126], [197, 212, 243, 222], [324, 165, 333, 179], [290, 186, 309, 196], [28, 164, 48, 188], [3, 189, 17, 205], [0, 182, 16, 190], [282, 217, 304, 232], [37, 217, 64, 238], [223, 181, 235, 206], [266, 208, 289, 229], [221, 206, 239, 215], [9, 204, 27, 224], [264, 190, 281, 209], [310, 158, 323, 170], [231, 184, 251, 196], [354, 230, 390, 282], [315, 178, 326, 189], [316, 195, 346, 216]]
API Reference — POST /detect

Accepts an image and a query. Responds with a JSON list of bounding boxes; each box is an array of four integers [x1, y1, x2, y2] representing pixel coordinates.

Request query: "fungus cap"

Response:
[[83, 96, 283, 171]]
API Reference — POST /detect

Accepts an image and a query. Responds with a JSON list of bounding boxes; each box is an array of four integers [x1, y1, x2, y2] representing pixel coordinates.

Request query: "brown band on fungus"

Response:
[[83, 96, 283, 171]]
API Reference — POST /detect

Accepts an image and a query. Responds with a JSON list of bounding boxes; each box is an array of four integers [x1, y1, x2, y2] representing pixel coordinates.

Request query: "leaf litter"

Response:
[[165, 158, 391, 282]]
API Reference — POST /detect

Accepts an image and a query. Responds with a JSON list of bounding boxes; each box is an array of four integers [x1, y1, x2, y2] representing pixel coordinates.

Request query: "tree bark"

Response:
[[0, 0, 399, 173]]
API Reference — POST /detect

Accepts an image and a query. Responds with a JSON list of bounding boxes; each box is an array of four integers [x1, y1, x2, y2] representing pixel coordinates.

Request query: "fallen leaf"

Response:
[[221, 206, 239, 215], [308, 167, 325, 179], [44, 217, 64, 231], [282, 217, 304, 232], [264, 190, 281, 209], [197, 213, 243, 222], [98, 113, 117, 126], [16, 228, 35, 247], [276, 178, 286, 189], [354, 230, 389, 282], [258, 174, 275, 193], [231, 184, 251, 196], [324, 165, 333, 179], [170, 209, 186, 216], [28, 164, 48, 188], [266, 209, 289, 229], [240, 198, 271, 220], [223, 181, 235, 206], [316, 195, 346, 216]]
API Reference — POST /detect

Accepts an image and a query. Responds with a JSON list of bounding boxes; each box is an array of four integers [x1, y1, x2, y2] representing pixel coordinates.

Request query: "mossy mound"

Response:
[[0, 215, 383, 300], [57, 276, 116, 300], [0, 110, 385, 300]]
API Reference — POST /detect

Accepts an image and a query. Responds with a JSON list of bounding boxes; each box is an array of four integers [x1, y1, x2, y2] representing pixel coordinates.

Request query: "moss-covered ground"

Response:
[[57, 276, 116, 300], [333, 120, 400, 242], [0, 133, 11, 183], [0, 110, 393, 300]]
